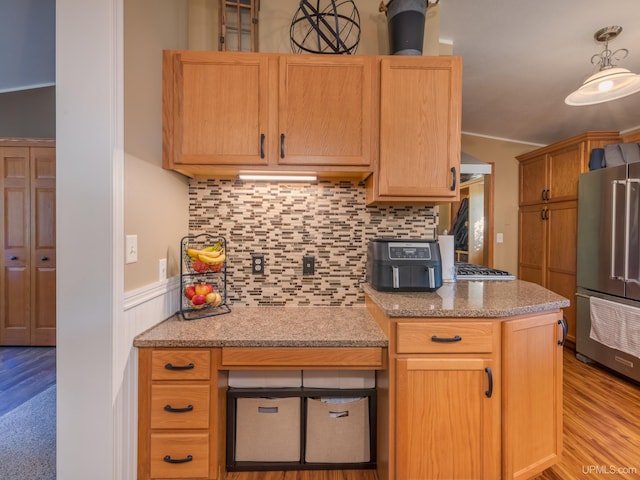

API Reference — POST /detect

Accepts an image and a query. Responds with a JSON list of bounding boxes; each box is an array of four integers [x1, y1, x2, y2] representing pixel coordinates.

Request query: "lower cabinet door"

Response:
[[396, 357, 500, 480], [150, 432, 209, 479]]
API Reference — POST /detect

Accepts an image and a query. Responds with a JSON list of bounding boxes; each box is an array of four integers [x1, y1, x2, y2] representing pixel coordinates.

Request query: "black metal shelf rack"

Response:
[[179, 233, 231, 320]]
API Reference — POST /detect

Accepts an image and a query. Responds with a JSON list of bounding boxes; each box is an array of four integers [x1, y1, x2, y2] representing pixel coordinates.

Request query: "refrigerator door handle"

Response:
[[612, 180, 624, 280], [626, 178, 640, 285]]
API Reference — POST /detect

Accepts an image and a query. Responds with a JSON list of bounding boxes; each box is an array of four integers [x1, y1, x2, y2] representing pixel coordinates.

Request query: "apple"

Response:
[[184, 285, 196, 300], [205, 292, 217, 304], [193, 260, 209, 273], [191, 294, 207, 306], [195, 283, 213, 296]]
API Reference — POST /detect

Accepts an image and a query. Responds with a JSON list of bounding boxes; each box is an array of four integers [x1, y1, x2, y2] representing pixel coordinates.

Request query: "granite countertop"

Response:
[[363, 280, 570, 318], [134, 280, 570, 348], [134, 306, 388, 348]]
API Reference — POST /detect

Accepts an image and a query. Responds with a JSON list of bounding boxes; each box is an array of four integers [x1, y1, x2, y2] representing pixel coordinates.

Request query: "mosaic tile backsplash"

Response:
[[189, 179, 438, 306]]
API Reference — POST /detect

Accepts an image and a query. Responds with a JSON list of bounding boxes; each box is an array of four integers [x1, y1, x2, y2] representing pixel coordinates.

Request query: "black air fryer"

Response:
[[366, 238, 442, 292]]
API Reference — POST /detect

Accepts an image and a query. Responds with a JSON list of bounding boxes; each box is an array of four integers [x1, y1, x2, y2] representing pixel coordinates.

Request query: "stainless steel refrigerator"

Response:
[[577, 163, 640, 383]]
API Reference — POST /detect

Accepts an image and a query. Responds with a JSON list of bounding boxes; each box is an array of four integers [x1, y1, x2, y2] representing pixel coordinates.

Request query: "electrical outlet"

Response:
[[303, 255, 315, 275], [251, 254, 265, 274], [158, 258, 167, 281], [497, 232, 504, 243], [125, 235, 138, 264]]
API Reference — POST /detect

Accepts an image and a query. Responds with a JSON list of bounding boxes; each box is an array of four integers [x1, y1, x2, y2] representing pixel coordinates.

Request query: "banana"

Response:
[[189, 246, 224, 259], [198, 252, 226, 265]]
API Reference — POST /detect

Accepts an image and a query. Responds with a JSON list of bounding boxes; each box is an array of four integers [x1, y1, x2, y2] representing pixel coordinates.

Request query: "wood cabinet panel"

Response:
[[151, 349, 212, 380], [150, 432, 210, 479], [369, 56, 462, 203], [165, 51, 270, 166], [548, 144, 584, 202], [0, 142, 55, 346], [151, 384, 210, 429], [517, 132, 619, 345], [396, 321, 495, 354], [519, 155, 547, 205], [163, 51, 373, 178], [221, 347, 384, 368], [278, 55, 372, 166], [396, 357, 499, 480], [502, 312, 563, 480], [518, 205, 546, 285]]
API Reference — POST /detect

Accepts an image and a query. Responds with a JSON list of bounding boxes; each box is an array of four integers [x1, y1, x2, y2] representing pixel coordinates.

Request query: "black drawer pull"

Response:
[[10, 256, 17, 260], [260, 133, 265, 159], [164, 404, 193, 413], [558, 317, 568, 346], [431, 335, 462, 343], [280, 133, 285, 158], [164, 362, 195, 371], [450, 166, 457, 191], [41, 256, 49, 261], [163, 454, 193, 464], [485, 367, 493, 398]]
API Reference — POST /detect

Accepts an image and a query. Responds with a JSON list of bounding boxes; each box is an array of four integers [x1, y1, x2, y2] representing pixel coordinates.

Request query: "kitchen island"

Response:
[[135, 280, 569, 480]]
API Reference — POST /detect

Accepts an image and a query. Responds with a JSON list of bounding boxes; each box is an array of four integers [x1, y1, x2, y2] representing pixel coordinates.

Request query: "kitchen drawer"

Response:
[[150, 432, 209, 479], [222, 347, 384, 368], [151, 384, 210, 429], [151, 349, 211, 381], [396, 321, 497, 354]]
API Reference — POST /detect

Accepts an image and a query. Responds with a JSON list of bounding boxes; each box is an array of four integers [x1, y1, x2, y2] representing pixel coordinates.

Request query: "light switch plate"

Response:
[[125, 235, 138, 264], [158, 258, 167, 281]]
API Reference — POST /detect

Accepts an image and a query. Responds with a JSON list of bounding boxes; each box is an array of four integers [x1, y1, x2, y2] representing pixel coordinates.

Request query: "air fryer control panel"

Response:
[[388, 242, 433, 260]]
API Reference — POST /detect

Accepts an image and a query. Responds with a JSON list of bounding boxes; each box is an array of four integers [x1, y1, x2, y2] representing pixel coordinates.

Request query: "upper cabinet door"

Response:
[[163, 51, 271, 166], [376, 56, 462, 200], [519, 155, 548, 206], [277, 55, 373, 166]]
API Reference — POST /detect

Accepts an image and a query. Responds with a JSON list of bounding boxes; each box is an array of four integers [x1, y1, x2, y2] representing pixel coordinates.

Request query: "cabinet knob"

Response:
[[41, 256, 49, 261], [10, 256, 17, 261]]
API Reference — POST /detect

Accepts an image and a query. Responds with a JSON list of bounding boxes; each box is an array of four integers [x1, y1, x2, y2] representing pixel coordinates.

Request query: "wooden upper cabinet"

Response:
[[163, 51, 270, 168], [162, 50, 373, 178], [518, 131, 620, 206], [278, 55, 373, 167], [367, 56, 462, 204]]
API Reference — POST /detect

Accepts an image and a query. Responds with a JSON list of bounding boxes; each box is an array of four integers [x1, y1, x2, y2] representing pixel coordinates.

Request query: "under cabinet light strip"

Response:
[[238, 174, 317, 182]]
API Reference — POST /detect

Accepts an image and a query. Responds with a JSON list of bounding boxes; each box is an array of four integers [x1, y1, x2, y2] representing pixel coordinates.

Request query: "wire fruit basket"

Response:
[[179, 233, 231, 320]]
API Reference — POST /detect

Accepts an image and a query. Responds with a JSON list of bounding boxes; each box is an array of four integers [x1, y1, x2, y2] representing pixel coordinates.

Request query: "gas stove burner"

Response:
[[455, 263, 516, 280]]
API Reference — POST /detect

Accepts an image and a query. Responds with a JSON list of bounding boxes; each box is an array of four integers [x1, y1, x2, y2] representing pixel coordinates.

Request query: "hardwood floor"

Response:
[[0, 346, 56, 417], [227, 348, 640, 480], [534, 348, 640, 480]]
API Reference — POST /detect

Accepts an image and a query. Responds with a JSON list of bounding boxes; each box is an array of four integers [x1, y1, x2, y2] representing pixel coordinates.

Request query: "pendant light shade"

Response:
[[565, 26, 640, 106]]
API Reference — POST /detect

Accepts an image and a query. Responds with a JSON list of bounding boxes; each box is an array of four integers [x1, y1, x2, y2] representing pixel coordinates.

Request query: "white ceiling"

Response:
[[438, 0, 640, 145], [4, 0, 640, 146]]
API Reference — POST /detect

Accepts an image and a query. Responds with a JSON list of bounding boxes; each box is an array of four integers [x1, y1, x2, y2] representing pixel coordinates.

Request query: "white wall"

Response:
[[56, 0, 121, 477]]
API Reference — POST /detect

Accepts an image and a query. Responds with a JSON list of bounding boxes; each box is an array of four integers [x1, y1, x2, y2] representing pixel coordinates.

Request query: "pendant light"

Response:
[[565, 26, 640, 106]]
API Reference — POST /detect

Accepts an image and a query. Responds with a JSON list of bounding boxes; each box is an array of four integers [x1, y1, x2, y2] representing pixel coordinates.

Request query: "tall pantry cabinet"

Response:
[[0, 139, 56, 346], [516, 131, 619, 343]]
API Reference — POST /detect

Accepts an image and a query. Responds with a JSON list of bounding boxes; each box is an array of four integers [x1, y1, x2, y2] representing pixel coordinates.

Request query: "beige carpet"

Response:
[[0, 385, 56, 479]]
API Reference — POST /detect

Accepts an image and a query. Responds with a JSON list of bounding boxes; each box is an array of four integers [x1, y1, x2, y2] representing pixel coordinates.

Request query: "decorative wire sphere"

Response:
[[290, 0, 361, 54]]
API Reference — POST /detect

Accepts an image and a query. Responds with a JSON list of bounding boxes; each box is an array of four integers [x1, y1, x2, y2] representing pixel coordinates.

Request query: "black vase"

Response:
[[386, 0, 428, 55]]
